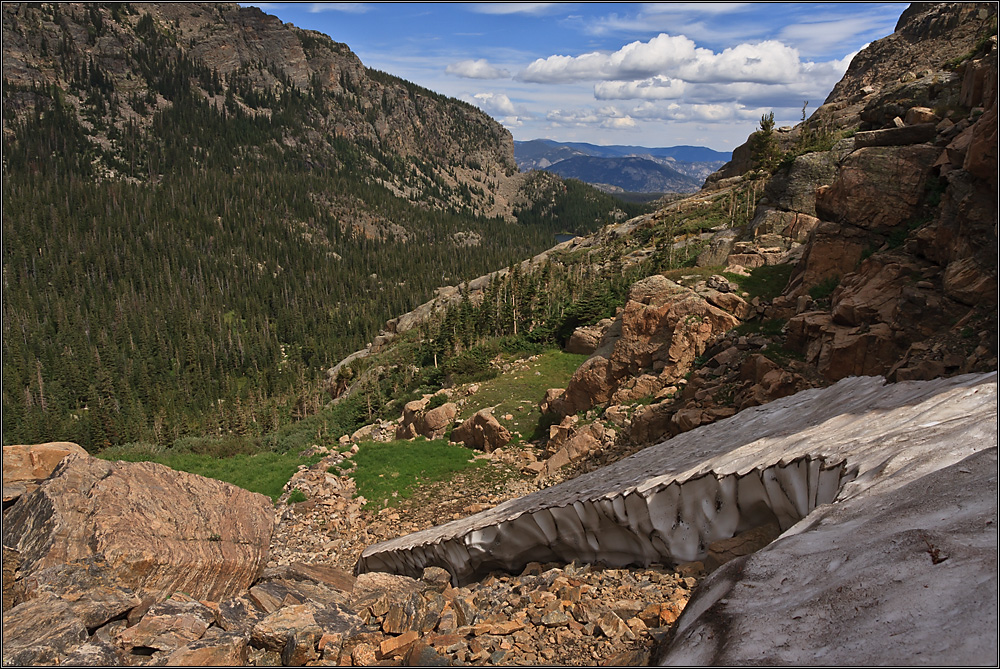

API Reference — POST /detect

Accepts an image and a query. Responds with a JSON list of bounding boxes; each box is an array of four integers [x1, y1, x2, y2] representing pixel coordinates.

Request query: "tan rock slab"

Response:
[[379, 629, 419, 658], [3, 455, 274, 603]]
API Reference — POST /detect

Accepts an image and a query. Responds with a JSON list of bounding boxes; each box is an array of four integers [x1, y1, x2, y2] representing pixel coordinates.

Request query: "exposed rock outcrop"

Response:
[[2, 442, 89, 506], [565, 319, 614, 355], [549, 275, 741, 417], [3, 454, 275, 605]]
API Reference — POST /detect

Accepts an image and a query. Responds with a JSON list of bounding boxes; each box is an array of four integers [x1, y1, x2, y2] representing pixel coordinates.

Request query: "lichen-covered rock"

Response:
[[3, 454, 274, 604], [764, 150, 840, 217], [815, 145, 940, 231]]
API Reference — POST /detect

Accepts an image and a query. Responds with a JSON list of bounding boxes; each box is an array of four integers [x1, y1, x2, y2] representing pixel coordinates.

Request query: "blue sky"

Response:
[[241, 2, 906, 151]]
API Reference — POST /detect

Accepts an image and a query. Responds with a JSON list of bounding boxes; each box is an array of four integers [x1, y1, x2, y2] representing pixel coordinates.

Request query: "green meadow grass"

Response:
[[349, 438, 482, 508], [98, 446, 322, 502], [456, 349, 589, 443]]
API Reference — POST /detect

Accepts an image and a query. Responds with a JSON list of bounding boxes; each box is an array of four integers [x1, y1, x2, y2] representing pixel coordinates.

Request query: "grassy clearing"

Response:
[[97, 447, 323, 502], [732, 318, 787, 337], [457, 349, 589, 443], [662, 265, 725, 286], [349, 438, 482, 509], [94, 400, 367, 502], [725, 263, 795, 301]]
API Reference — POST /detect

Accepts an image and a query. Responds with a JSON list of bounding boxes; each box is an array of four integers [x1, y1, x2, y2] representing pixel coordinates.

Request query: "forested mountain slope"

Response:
[[1, 2, 646, 451]]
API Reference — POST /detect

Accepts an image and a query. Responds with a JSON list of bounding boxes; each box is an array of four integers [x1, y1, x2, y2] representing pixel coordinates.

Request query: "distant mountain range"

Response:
[[515, 139, 731, 194]]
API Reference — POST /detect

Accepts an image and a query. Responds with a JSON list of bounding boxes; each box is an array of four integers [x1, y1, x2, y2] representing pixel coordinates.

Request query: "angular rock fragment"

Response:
[[450, 409, 511, 452], [164, 630, 251, 666], [216, 595, 265, 633], [2, 595, 89, 666], [115, 598, 215, 653]]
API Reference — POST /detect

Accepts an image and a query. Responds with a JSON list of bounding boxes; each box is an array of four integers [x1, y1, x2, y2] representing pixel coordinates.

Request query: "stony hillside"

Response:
[[1, 2, 518, 218], [710, 2, 997, 181]]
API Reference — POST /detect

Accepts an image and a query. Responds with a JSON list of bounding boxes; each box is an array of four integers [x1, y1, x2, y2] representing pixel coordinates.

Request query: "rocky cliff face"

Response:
[[699, 2, 997, 383], [708, 2, 996, 180], [1, 2, 518, 218]]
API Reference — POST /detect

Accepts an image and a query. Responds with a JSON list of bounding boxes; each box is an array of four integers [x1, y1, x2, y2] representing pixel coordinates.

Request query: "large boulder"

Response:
[[417, 402, 459, 440], [396, 397, 458, 440], [3, 454, 275, 604], [747, 207, 821, 247], [395, 398, 430, 440], [2, 442, 89, 504], [554, 276, 740, 416], [450, 409, 511, 453]]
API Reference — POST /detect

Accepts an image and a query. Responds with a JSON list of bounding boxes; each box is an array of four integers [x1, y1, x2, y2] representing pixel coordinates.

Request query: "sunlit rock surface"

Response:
[[357, 373, 996, 593], [4, 455, 275, 603]]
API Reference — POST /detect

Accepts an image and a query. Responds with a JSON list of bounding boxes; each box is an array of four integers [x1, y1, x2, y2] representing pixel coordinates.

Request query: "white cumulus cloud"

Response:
[[469, 3, 561, 15], [545, 107, 638, 131], [518, 32, 852, 89], [470, 92, 517, 116], [629, 100, 762, 124], [446, 59, 511, 80], [308, 3, 370, 14], [595, 76, 687, 100]]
